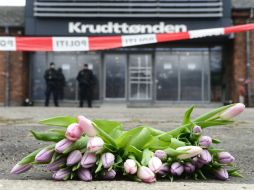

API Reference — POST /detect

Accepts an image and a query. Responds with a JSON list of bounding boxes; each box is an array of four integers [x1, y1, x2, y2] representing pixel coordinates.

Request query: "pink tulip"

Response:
[[35, 149, 54, 163], [137, 166, 156, 183], [11, 163, 32, 174], [199, 136, 212, 148], [148, 157, 162, 173], [154, 150, 167, 161], [65, 123, 84, 141], [220, 103, 245, 120], [124, 159, 137, 174], [66, 150, 82, 166], [78, 168, 92, 181], [217, 152, 235, 164], [77, 115, 97, 137], [214, 168, 229, 181], [102, 152, 115, 169], [55, 138, 73, 153], [81, 152, 97, 168], [87, 136, 104, 153]]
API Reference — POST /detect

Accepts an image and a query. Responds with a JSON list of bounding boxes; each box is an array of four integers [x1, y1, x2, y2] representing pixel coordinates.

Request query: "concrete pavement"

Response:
[[0, 106, 254, 189]]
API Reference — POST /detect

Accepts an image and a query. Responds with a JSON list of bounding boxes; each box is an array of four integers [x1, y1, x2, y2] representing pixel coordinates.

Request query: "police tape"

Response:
[[1, 23, 254, 52]]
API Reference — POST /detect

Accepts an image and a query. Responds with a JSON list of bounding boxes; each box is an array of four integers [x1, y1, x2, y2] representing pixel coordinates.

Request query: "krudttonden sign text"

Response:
[[69, 22, 188, 34]]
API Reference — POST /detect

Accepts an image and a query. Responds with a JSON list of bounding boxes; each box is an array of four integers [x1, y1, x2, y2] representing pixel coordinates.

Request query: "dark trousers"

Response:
[[79, 85, 92, 108], [45, 85, 59, 107]]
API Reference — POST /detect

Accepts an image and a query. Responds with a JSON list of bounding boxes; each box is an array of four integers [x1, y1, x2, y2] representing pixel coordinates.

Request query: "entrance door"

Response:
[[155, 50, 210, 102], [104, 54, 127, 99], [129, 54, 152, 100], [155, 53, 179, 101]]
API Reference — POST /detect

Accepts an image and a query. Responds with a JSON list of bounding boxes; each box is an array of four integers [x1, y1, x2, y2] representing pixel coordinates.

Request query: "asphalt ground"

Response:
[[0, 106, 253, 189]]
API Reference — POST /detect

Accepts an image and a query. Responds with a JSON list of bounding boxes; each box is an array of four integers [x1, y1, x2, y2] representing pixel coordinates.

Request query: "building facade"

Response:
[[0, 0, 254, 106]]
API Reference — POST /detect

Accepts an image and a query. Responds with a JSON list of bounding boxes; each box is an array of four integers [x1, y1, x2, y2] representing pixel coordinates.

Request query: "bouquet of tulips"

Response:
[[11, 103, 245, 183]]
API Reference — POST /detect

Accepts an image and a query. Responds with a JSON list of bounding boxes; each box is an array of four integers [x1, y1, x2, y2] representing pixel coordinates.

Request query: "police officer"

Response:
[[77, 64, 95, 108], [44, 62, 59, 107]]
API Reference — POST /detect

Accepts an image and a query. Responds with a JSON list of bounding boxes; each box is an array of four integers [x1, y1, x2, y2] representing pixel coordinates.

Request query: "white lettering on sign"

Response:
[[122, 34, 157, 47], [52, 37, 89, 51], [0, 37, 16, 51], [189, 28, 224, 39], [69, 22, 187, 34]]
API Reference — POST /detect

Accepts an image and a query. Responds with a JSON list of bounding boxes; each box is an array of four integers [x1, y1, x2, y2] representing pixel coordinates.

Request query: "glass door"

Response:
[[104, 54, 127, 99], [179, 52, 203, 101], [155, 53, 179, 101], [129, 54, 152, 100]]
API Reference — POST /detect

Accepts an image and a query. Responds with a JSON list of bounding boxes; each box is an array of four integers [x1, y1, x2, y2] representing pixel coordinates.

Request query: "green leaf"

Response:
[[183, 105, 195, 125], [194, 104, 233, 122], [39, 116, 77, 127], [195, 120, 234, 129], [212, 138, 221, 144], [141, 149, 153, 166], [208, 148, 224, 154], [93, 120, 123, 134], [163, 147, 185, 157], [95, 160, 103, 173], [170, 138, 186, 148], [198, 170, 207, 180], [128, 128, 153, 150], [229, 171, 243, 178], [30, 130, 65, 142], [92, 123, 117, 148], [72, 163, 81, 172], [126, 145, 142, 162], [116, 127, 144, 148], [63, 136, 88, 154]]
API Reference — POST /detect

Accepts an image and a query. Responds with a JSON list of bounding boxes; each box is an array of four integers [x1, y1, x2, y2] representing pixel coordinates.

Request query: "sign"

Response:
[[69, 22, 187, 34]]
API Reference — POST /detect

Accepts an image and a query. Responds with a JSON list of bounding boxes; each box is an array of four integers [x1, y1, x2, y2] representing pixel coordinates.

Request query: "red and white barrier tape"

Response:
[[1, 23, 254, 52]]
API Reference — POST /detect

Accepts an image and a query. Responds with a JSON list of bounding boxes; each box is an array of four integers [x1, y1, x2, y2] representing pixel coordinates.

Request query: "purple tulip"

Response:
[[217, 152, 235, 164], [65, 123, 84, 141], [66, 150, 82, 166], [170, 162, 184, 176], [103, 169, 116, 180], [77, 115, 97, 137], [35, 149, 54, 163], [46, 157, 66, 172], [158, 163, 170, 176], [11, 163, 32, 174], [78, 168, 92, 181], [52, 169, 70, 181], [124, 159, 137, 174], [55, 138, 73, 153], [102, 152, 115, 169], [81, 152, 97, 168], [184, 162, 195, 174], [87, 136, 104, 153], [198, 150, 212, 164], [191, 157, 204, 169], [214, 168, 229, 181], [199, 136, 212, 148], [192, 125, 202, 135], [137, 166, 156, 183], [220, 103, 245, 120], [148, 157, 162, 173], [154, 150, 167, 161]]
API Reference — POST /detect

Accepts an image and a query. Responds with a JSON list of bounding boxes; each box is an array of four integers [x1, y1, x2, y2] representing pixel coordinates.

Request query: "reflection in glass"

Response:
[[105, 54, 126, 98], [180, 52, 202, 101], [155, 53, 178, 100]]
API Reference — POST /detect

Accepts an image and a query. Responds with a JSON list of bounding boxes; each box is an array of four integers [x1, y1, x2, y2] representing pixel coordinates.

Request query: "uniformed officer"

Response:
[[57, 68, 66, 100], [77, 64, 95, 108], [44, 62, 59, 107]]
